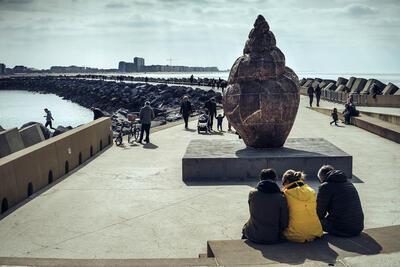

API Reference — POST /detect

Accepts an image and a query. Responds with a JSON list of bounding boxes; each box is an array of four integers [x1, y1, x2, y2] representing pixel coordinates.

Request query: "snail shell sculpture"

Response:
[[223, 15, 300, 148]]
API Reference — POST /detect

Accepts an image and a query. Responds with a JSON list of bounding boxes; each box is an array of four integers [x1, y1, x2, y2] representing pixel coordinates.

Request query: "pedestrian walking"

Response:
[[44, 108, 55, 130], [180, 96, 192, 129], [307, 86, 314, 107]]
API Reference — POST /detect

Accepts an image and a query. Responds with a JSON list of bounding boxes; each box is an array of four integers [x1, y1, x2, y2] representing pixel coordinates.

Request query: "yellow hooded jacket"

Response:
[[283, 180, 323, 242]]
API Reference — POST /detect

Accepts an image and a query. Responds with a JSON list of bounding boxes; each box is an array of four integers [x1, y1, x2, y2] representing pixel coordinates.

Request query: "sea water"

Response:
[[0, 90, 93, 129]]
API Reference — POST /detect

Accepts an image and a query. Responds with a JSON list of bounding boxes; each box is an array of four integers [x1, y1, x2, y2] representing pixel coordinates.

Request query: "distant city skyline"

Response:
[[0, 0, 399, 73]]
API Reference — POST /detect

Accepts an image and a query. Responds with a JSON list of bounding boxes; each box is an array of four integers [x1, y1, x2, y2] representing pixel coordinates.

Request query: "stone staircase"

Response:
[[308, 107, 400, 144]]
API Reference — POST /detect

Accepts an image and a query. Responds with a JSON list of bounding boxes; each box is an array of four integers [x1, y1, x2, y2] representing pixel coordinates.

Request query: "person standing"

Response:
[[180, 96, 192, 129], [204, 98, 217, 131], [216, 113, 225, 131], [242, 169, 289, 244], [307, 85, 314, 107], [315, 84, 321, 107], [317, 165, 364, 237], [44, 108, 55, 130], [139, 101, 155, 144]]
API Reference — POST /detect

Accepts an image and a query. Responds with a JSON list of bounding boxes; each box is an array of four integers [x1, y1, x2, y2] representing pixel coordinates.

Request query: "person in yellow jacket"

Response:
[[282, 170, 323, 243]]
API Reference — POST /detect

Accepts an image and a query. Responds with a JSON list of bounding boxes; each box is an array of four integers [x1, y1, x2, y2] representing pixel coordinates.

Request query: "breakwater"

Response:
[[0, 76, 222, 125]]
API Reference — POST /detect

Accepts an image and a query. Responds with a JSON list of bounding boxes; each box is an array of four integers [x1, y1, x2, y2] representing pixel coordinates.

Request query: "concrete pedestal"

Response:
[[182, 138, 352, 182]]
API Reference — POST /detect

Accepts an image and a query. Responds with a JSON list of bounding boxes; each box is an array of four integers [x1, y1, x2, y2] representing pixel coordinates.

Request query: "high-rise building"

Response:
[[0, 63, 5, 75], [134, 57, 145, 72], [118, 61, 127, 72]]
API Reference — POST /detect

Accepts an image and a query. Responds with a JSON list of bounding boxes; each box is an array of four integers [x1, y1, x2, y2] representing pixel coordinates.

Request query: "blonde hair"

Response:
[[282, 169, 305, 185]]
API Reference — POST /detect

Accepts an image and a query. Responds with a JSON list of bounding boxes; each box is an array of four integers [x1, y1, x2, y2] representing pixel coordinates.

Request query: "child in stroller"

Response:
[[197, 112, 209, 134]]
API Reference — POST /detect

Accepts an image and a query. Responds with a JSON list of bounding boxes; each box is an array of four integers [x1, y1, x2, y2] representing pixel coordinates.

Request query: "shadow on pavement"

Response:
[[143, 143, 159, 149], [245, 232, 382, 265]]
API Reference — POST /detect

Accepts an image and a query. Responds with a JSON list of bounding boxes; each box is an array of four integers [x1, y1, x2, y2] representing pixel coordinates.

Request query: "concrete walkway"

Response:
[[0, 96, 399, 261]]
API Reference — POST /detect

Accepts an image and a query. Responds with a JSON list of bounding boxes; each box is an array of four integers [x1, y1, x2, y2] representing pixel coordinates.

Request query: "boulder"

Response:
[[52, 126, 73, 137]]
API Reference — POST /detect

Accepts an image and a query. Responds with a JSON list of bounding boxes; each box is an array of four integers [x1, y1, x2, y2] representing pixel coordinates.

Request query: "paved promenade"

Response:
[[0, 96, 399, 261]]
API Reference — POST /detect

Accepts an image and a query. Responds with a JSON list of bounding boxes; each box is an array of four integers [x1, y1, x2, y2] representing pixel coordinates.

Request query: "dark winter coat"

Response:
[[180, 101, 192, 117], [307, 86, 314, 96], [243, 180, 289, 244], [317, 170, 364, 236], [139, 105, 155, 124], [204, 100, 217, 116]]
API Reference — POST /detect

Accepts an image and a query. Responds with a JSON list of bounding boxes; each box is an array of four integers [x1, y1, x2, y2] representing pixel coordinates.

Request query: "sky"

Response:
[[0, 0, 399, 73]]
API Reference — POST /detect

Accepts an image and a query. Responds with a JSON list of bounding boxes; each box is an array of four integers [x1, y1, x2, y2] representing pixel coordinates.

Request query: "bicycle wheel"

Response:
[[134, 128, 140, 141], [115, 136, 122, 146]]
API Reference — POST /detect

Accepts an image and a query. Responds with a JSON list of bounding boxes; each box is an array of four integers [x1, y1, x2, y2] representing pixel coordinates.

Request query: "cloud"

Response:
[[346, 4, 377, 17], [105, 2, 129, 8]]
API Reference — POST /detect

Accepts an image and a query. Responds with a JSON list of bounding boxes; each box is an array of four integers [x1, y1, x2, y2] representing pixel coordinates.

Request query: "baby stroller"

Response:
[[197, 113, 209, 134]]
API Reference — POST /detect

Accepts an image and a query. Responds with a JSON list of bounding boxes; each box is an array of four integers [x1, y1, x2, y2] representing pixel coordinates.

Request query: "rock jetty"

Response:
[[0, 76, 222, 135]]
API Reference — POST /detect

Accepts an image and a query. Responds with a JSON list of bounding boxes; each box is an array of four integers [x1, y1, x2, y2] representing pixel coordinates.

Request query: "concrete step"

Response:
[[358, 110, 400, 126], [309, 107, 400, 144], [206, 225, 400, 266], [0, 257, 218, 267]]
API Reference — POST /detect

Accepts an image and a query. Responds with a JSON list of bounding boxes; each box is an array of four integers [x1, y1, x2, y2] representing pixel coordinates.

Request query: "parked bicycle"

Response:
[[114, 118, 141, 146]]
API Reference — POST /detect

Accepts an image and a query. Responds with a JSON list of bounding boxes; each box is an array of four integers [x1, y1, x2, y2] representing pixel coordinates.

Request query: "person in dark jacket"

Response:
[[242, 169, 289, 244], [91, 107, 104, 120], [330, 108, 338, 126], [317, 165, 364, 237], [307, 86, 314, 107], [204, 98, 217, 131], [315, 84, 321, 107], [180, 96, 192, 129], [139, 101, 155, 144]]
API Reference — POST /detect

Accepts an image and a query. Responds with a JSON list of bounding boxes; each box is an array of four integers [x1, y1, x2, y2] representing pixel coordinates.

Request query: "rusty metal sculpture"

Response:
[[223, 15, 300, 148]]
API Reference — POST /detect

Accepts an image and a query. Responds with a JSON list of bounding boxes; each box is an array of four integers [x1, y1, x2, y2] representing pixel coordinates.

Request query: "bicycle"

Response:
[[114, 119, 141, 146], [127, 118, 141, 143]]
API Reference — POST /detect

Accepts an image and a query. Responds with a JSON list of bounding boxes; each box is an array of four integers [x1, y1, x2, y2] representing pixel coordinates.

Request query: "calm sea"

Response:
[[1, 72, 399, 129], [0, 90, 93, 129]]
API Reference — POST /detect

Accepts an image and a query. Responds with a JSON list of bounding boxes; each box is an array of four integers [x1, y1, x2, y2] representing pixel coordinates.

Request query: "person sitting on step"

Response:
[[317, 165, 364, 237], [242, 169, 289, 244], [282, 170, 323, 243]]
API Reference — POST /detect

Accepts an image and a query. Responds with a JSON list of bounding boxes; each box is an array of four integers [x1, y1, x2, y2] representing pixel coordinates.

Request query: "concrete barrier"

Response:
[[0, 117, 112, 214], [0, 128, 25, 158], [19, 123, 44, 148], [300, 87, 400, 108]]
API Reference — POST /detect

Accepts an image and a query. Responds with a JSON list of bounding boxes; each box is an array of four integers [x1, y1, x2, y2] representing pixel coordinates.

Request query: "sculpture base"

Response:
[[182, 138, 352, 182]]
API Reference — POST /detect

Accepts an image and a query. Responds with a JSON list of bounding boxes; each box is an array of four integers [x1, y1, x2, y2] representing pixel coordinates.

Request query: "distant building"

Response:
[[0, 63, 5, 75], [13, 65, 29, 73], [134, 57, 145, 72], [118, 57, 219, 73]]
